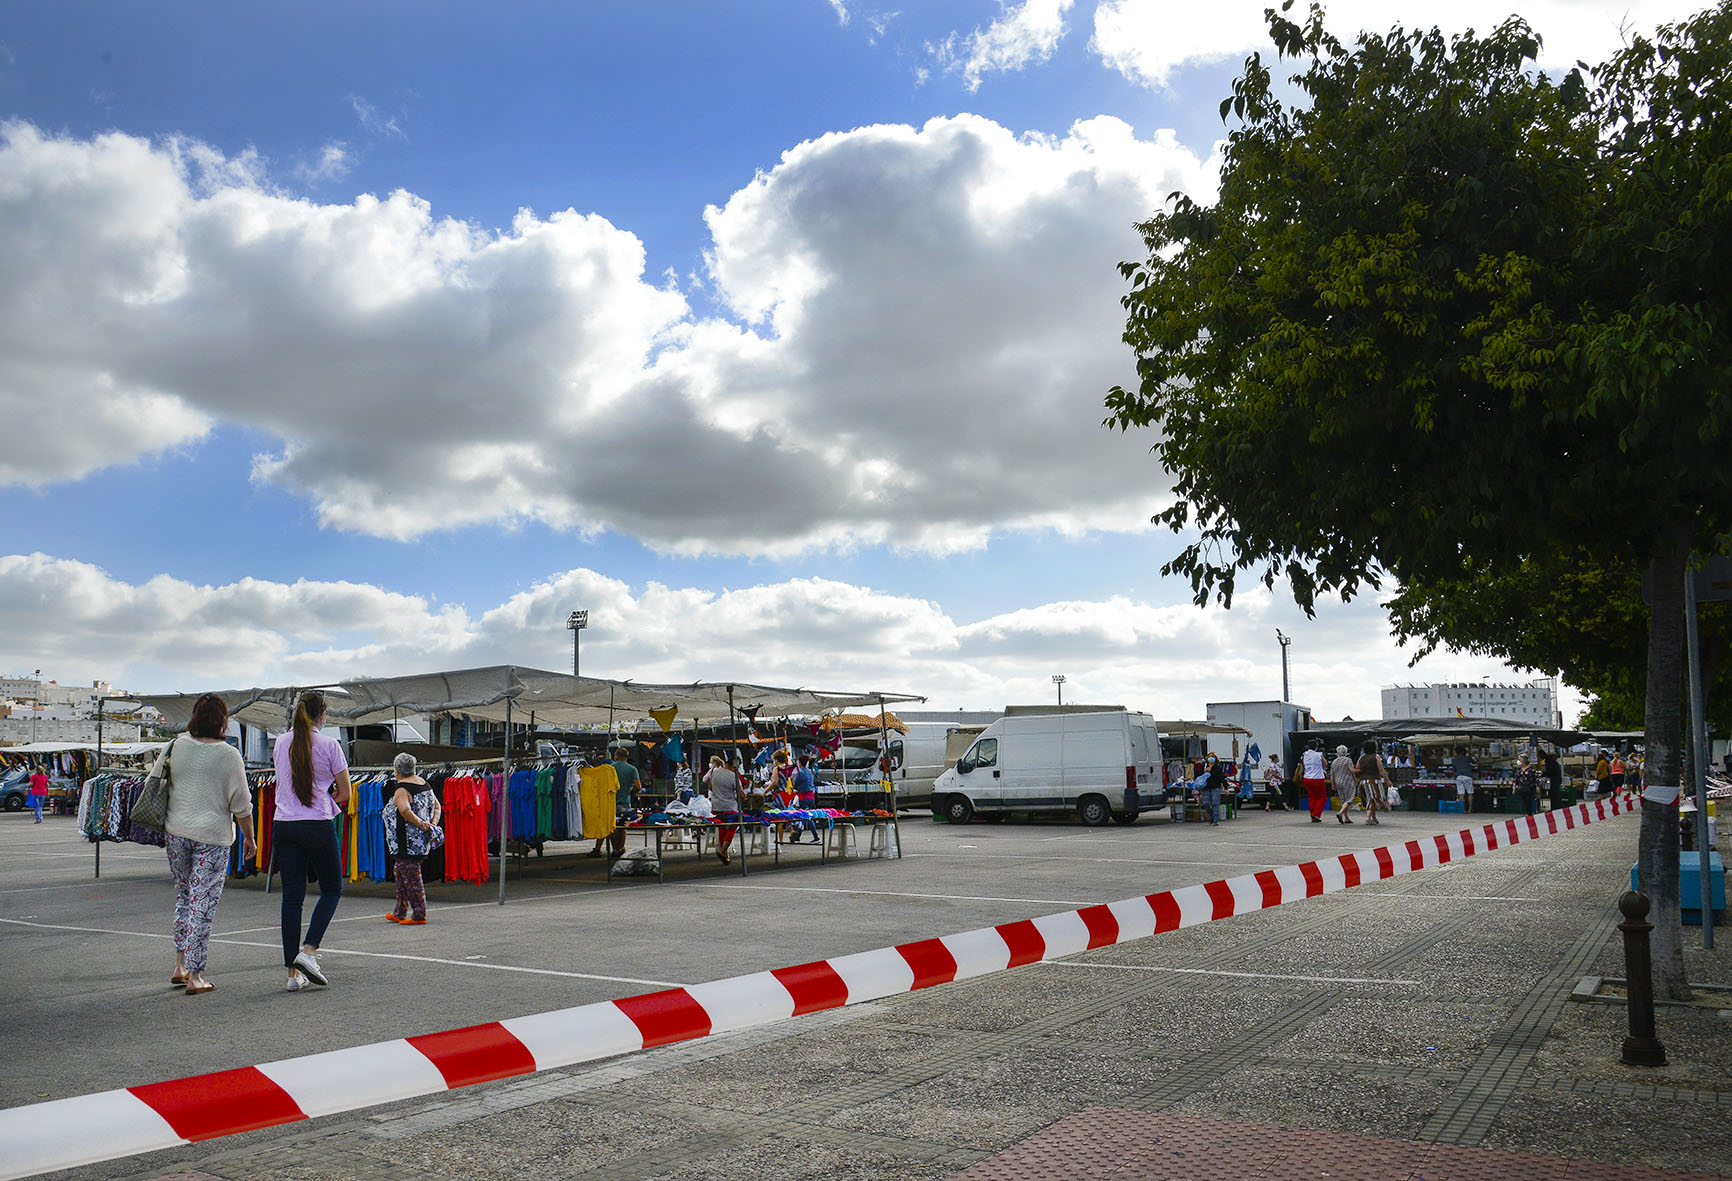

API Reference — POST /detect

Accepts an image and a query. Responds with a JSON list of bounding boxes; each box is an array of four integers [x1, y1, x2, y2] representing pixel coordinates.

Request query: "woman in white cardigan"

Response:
[[158, 693, 255, 995]]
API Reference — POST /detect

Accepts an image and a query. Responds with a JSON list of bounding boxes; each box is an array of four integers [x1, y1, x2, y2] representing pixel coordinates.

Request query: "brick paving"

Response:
[[950, 1110, 1724, 1180]]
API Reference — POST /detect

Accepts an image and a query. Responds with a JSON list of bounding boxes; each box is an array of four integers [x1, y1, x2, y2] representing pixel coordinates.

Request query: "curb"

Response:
[[0, 794, 1636, 1179]]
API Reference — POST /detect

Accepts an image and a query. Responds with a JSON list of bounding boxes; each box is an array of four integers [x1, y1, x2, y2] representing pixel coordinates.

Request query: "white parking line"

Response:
[[904, 852, 1282, 870], [691, 882, 1092, 906], [0, 916, 681, 988], [1042, 961, 1422, 986]]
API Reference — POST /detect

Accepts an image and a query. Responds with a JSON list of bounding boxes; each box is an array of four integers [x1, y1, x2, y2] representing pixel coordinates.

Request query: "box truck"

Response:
[[929, 709, 1166, 825], [1203, 700, 1312, 793]]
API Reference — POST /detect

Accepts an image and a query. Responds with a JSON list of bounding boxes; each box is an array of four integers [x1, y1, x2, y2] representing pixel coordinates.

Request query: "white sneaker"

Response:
[[293, 950, 328, 986], [285, 970, 310, 992]]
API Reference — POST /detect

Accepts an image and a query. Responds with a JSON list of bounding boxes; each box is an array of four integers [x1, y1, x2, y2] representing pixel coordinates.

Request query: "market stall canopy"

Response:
[[1156, 720, 1253, 736], [137, 666, 924, 732], [1308, 716, 1589, 746], [819, 711, 908, 733]]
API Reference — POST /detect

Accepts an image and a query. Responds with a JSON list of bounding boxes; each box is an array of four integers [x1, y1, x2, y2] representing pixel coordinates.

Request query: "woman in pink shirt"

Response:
[[273, 690, 352, 992]]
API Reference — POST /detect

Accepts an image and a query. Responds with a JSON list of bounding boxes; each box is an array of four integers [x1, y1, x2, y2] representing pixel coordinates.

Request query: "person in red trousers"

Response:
[[1299, 739, 1329, 822]]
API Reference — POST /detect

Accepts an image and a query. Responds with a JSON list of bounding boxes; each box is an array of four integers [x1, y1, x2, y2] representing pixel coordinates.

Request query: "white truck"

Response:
[[1203, 699, 1312, 794], [930, 709, 1166, 826]]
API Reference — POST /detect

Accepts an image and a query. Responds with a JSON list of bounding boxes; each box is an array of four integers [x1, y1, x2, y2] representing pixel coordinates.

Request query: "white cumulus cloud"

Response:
[[0, 552, 1580, 723], [1091, 0, 1709, 91], [936, 0, 1076, 91], [0, 115, 1219, 555]]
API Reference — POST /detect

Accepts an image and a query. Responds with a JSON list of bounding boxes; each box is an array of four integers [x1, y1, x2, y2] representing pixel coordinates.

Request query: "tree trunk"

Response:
[[1640, 521, 1691, 1001]]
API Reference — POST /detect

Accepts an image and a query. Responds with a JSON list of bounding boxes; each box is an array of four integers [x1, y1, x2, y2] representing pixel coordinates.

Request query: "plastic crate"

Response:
[[1438, 799, 1466, 814]]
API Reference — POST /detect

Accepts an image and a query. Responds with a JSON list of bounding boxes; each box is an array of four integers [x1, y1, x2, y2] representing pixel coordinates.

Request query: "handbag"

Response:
[[132, 739, 174, 832]]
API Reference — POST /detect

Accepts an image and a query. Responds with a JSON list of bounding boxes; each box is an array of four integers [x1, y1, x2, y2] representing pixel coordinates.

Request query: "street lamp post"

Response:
[[31, 668, 40, 744], [1275, 631, 1292, 702], [566, 611, 588, 677], [1052, 674, 1066, 706]]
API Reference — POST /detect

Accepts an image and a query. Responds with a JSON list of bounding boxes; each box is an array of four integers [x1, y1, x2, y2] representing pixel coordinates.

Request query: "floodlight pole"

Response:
[[567, 610, 588, 678], [1276, 630, 1292, 702], [1052, 674, 1066, 706]]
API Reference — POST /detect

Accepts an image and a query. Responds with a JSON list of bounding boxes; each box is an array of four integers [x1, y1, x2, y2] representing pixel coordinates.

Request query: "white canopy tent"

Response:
[[134, 666, 923, 903]]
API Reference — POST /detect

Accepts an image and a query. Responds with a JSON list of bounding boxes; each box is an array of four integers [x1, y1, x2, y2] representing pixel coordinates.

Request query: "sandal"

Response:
[[170, 973, 189, 988], [184, 979, 215, 996]]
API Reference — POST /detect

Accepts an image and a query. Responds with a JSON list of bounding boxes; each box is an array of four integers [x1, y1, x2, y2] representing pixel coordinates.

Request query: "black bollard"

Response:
[[1619, 890, 1668, 1067]]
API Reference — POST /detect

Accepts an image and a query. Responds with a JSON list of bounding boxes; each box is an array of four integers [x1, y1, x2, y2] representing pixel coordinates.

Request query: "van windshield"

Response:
[[960, 736, 998, 772]]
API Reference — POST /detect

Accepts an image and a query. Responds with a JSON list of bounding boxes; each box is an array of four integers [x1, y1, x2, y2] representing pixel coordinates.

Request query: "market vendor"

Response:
[[609, 744, 639, 857]]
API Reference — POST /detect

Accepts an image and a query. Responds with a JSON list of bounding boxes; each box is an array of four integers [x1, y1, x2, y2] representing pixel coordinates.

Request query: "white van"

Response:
[[930, 709, 1166, 825]]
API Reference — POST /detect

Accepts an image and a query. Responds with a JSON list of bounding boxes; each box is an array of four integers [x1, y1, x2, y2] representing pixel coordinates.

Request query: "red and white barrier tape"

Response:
[[0, 794, 1636, 1179]]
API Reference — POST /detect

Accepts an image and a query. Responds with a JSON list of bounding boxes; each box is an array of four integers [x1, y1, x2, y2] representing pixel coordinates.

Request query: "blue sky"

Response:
[[0, 0, 1697, 719]]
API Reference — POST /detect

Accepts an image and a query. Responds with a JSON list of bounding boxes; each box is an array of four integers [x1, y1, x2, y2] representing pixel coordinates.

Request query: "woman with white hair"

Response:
[[385, 752, 442, 925]]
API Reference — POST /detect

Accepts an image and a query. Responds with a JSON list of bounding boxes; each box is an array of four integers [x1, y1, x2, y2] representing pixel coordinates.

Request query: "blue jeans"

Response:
[[29, 795, 43, 821], [274, 819, 343, 967], [1198, 788, 1222, 823]]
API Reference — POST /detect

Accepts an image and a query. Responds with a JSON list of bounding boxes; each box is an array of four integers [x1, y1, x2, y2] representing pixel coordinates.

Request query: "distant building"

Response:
[[1381, 681, 1560, 728], [0, 717, 142, 744]]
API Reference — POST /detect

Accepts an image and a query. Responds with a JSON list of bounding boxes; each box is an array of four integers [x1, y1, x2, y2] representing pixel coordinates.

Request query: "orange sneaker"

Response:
[[386, 913, 405, 923], [400, 917, 426, 925]]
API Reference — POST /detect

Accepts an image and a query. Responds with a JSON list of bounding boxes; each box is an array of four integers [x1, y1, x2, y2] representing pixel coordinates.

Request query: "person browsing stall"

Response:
[[703, 754, 742, 866], [386, 753, 442, 925], [161, 694, 255, 995], [273, 690, 351, 993], [27, 763, 47, 823]]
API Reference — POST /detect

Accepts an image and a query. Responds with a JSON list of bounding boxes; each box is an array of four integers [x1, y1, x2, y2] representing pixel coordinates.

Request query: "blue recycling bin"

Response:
[[1631, 853, 1725, 925]]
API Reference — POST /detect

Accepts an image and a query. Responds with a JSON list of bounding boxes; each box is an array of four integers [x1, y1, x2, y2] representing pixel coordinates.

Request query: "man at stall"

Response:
[[1451, 747, 1476, 808], [594, 744, 639, 858]]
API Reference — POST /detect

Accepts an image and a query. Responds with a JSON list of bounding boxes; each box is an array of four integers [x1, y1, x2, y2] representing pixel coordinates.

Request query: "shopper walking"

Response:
[[1608, 753, 1626, 793], [273, 690, 351, 993], [1330, 745, 1358, 824], [26, 764, 47, 823], [161, 694, 254, 995], [1264, 755, 1288, 811], [1199, 754, 1226, 826], [385, 753, 441, 925], [1300, 740, 1328, 822], [1593, 750, 1611, 794], [704, 754, 742, 865], [1355, 740, 1385, 825]]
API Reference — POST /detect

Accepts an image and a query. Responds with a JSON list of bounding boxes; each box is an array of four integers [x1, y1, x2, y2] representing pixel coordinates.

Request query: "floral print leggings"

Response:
[[166, 835, 230, 973], [393, 857, 426, 921]]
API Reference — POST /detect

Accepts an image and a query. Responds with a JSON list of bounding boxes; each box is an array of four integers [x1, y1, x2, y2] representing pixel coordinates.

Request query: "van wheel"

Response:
[[1112, 812, 1138, 826], [943, 795, 974, 825], [1078, 796, 1112, 827]]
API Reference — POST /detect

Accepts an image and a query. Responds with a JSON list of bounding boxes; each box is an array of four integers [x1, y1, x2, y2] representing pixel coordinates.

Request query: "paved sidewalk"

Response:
[[26, 807, 1732, 1180]]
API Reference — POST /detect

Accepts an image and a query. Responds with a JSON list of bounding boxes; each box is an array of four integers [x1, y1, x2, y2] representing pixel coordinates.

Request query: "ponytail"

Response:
[[290, 690, 325, 807]]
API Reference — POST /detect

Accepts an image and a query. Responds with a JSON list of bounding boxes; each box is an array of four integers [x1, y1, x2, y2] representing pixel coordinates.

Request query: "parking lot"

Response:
[[0, 803, 1484, 1109], [5, 800, 1730, 1181]]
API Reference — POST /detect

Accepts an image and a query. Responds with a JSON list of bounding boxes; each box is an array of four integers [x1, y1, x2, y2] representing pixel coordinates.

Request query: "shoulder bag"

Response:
[[132, 739, 175, 832]]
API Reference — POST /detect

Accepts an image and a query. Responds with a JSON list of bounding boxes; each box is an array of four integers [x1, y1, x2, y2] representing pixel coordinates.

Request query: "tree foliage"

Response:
[[1108, 1, 1732, 996]]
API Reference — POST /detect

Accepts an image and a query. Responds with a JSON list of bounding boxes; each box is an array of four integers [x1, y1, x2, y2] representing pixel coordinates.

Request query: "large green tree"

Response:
[[1108, 2, 1732, 997]]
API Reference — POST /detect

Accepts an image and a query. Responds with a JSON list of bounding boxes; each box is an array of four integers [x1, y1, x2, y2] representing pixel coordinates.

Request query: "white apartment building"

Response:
[[0, 717, 142, 744], [1381, 681, 1561, 727]]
